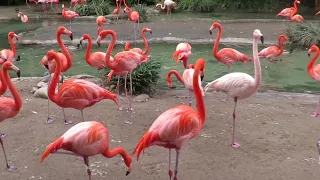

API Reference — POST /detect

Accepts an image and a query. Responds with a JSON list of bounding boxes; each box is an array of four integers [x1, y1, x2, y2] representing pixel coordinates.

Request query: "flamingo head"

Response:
[[40, 55, 49, 70], [78, 34, 89, 47], [125, 156, 132, 176], [143, 28, 152, 34], [187, 64, 194, 69], [57, 26, 73, 40], [253, 29, 264, 44], [295, 0, 300, 4], [280, 34, 289, 45], [308, 45, 319, 57], [209, 22, 222, 35], [2, 60, 20, 78], [124, 6, 130, 13], [62, 3, 65, 8], [9, 32, 19, 42], [18, 12, 22, 17]]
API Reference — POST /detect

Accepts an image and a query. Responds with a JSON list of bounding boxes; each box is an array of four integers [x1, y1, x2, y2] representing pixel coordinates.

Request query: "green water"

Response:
[[7, 42, 319, 93]]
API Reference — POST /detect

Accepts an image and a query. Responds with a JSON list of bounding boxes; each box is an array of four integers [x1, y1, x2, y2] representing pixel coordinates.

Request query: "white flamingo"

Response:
[[156, 0, 177, 16], [204, 29, 264, 148]]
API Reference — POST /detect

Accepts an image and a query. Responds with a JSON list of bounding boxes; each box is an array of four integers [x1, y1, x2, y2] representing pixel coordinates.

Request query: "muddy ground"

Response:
[[1, 77, 320, 180]]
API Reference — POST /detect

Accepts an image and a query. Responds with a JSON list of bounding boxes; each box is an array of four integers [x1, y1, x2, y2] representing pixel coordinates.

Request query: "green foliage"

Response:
[[104, 59, 162, 95], [132, 3, 150, 23], [74, 0, 110, 16], [284, 22, 320, 47], [178, 0, 279, 12]]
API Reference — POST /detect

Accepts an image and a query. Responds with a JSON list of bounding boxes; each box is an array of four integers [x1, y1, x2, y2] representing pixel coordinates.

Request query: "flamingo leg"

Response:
[[188, 90, 192, 106], [0, 136, 16, 172], [168, 149, 173, 180], [311, 98, 320, 117], [100, 68, 105, 87], [129, 71, 133, 111], [133, 22, 136, 44], [124, 73, 129, 111], [116, 75, 123, 111], [83, 156, 92, 180], [63, 107, 73, 125], [231, 97, 240, 148], [81, 110, 84, 122], [69, 20, 72, 31], [173, 150, 180, 180], [26, 0, 32, 9], [46, 72, 53, 124]]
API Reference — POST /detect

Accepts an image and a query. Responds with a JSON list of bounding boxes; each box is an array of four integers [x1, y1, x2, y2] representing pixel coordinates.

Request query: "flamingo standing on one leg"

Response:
[[97, 30, 148, 123], [156, 0, 177, 17], [276, 0, 299, 20], [62, 4, 79, 31], [45, 50, 119, 124], [40, 121, 132, 180], [258, 34, 288, 69], [78, 33, 112, 86], [307, 45, 320, 117], [0, 32, 20, 64], [0, 61, 22, 171], [39, 26, 73, 124], [209, 21, 252, 72], [172, 42, 192, 70], [133, 58, 206, 180], [18, 12, 29, 33], [123, 0, 140, 42], [96, 16, 106, 36], [166, 64, 204, 106], [290, 0, 304, 22], [204, 29, 264, 148]]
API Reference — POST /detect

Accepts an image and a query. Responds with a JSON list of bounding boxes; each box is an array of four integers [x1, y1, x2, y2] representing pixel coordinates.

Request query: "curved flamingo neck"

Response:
[[123, 0, 129, 8], [0, 70, 7, 95], [116, 0, 119, 8], [213, 25, 222, 59], [97, 26, 102, 36], [166, 70, 184, 86], [308, 49, 320, 73], [141, 30, 150, 55], [252, 36, 262, 89], [56, 31, 72, 69], [193, 59, 206, 127], [290, 1, 298, 19], [102, 147, 131, 167], [3, 67, 22, 111], [8, 35, 16, 56], [103, 30, 118, 69], [47, 51, 60, 104], [84, 34, 92, 63], [125, 42, 130, 51], [277, 36, 285, 56], [157, 3, 166, 9]]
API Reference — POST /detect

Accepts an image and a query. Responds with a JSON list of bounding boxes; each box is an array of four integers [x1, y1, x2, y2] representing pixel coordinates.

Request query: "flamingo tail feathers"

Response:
[[132, 131, 159, 161], [40, 137, 64, 163]]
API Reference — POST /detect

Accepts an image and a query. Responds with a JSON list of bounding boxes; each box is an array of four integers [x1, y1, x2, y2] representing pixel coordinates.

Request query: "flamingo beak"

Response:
[[308, 53, 310, 57], [126, 171, 130, 176], [201, 75, 204, 81], [16, 55, 21, 61], [260, 36, 264, 44], [149, 30, 152, 34], [44, 65, 49, 69], [209, 30, 212, 35], [17, 70, 21, 78], [69, 34, 73, 41], [97, 41, 101, 47]]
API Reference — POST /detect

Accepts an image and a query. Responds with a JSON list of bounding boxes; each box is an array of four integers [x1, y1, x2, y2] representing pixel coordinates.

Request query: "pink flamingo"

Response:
[[123, 0, 140, 42], [45, 50, 118, 124], [0, 32, 20, 64], [124, 27, 152, 55], [316, 11, 320, 15], [172, 42, 192, 70], [70, 0, 86, 7], [39, 26, 73, 124], [97, 29, 148, 122], [209, 21, 252, 72], [62, 3, 80, 31], [156, 0, 177, 17], [78, 33, 112, 86], [96, 16, 106, 36], [258, 34, 288, 68], [40, 121, 132, 179], [204, 29, 264, 148], [18, 12, 29, 33], [276, 0, 299, 20], [133, 58, 206, 180], [307, 45, 320, 117], [166, 64, 204, 106], [290, 0, 304, 22], [113, 0, 120, 21], [0, 61, 22, 172]]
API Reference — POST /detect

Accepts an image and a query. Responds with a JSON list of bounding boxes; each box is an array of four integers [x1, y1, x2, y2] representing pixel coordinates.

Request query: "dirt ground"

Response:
[[0, 77, 320, 180]]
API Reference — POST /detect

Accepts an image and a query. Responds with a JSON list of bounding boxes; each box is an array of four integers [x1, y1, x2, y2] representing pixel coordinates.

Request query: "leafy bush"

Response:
[[74, 0, 110, 16], [104, 59, 162, 95], [132, 3, 150, 23], [284, 22, 320, 47], [178, 0, 215, 12]]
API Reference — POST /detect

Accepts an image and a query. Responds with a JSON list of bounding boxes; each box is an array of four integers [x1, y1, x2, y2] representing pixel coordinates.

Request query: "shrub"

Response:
[[178, 0, 215, 12], [74, 0, 110, 16], [104, 59, 162, 95], [132, 3, 150, 23], [284, 22, 320, 47]]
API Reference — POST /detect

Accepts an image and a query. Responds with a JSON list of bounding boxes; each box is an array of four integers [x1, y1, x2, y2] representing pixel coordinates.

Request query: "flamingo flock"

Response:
[[1, 0, 320, 179]]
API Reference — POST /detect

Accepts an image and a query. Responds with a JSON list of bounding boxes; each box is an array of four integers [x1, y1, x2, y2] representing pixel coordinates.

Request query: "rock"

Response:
[[72, 74, 95, 79], [41, 73, 64, 83], [31, 87, 38, 94], [133, 94, 150, 102], [33, 87, 48, 99], [37, 81, 47, 88]]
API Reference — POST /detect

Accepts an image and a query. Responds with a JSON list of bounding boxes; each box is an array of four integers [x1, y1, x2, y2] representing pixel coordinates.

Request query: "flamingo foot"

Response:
[[127, 107, 134, 111], [117, 106, 124, 111], [124, 120, 133, 125], [64, 120, 73, 125], [6, 164, 16, 172], [221, 98, 229, 102], [0, 133, 7, 138], [232, 142, 241, 148], [311, 112, 320, 117], [169, 170, 173, 180], [46, 118, 54, 124]]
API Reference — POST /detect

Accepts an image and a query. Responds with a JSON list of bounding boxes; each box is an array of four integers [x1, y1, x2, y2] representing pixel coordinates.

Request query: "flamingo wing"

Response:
[[182, 69, 204, 95], [277, 7, 293, 17], [310, 65, 320, 82], [133, 105, 200, 160], [0, 98, 15, 122], [88, 52, 107, 69], [113, 51, 147, 71], [204, 72, 255, 99], [258, 46, 279, 58], [217, 48, 251, 65]]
